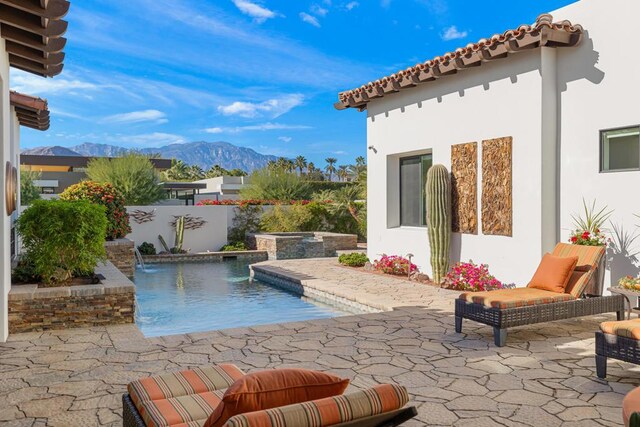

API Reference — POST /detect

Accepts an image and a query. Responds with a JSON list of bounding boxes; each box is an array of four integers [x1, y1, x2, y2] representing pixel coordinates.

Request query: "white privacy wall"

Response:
[[366, 50, 544, 285], [0, 39, 10, 341], [554, 0, 640, 288], [126, 206, 229, 253]]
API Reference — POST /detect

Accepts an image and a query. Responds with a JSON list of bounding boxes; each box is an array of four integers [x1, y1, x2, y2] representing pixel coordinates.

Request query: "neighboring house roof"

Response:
[[20, 154, 173, 170], [335, 13, 584, 111], [10, 91, 50, 131], [0, 0, 70, 77]]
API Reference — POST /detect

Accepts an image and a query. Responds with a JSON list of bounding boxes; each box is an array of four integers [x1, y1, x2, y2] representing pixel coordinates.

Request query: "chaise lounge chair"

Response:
[[455, 243, 625, 347], [123, 364, 417, 427], [595, 318, 640, 378]]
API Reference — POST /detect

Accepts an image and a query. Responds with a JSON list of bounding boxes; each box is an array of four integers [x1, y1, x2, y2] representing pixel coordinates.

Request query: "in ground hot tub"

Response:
[[247, 232, 358, 260]]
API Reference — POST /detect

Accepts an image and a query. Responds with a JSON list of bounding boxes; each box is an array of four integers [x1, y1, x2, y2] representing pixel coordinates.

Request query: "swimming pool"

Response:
[[134, 261, 356, 337]]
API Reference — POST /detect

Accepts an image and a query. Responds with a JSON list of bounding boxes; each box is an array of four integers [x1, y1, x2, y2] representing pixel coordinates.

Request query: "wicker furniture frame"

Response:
[[122, 394, 418, 427], [595, 331, 640, 378], [455, 294, 625, 347]]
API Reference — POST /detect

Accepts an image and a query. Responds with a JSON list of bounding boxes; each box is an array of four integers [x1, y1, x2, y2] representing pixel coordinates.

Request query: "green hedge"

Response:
[[17, 200, 108, 284]]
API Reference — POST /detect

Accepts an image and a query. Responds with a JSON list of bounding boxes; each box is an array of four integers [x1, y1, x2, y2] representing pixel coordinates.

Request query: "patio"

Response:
[[1, 258, 638, 426]]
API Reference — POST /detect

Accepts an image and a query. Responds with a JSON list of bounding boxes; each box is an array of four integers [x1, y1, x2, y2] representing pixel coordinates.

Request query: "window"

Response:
[[601, 126, 640, 172], [399, 154, 432, 226]]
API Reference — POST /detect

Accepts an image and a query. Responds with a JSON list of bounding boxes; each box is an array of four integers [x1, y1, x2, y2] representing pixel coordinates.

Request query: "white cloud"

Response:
[[101, 109, 168, 124], [110, 132, 186, 146], [278, 136, 292, 143], [299, 12, 321, 27], [231, 0, 278, 23], [345, 1, 359, 10], [441, 25, 468, 41], [310, 4, 329, 16], [204, 122, 311, 133], [217, 94, 304, 118], [10, 69, 100, 95]]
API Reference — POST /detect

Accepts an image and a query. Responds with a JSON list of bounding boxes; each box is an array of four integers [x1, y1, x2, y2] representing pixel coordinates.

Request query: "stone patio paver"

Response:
[[0, 258, 639, 426]]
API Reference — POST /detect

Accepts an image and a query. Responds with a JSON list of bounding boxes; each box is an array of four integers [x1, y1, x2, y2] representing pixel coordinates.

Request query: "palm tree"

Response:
[[325, 157, 337, 181], [188, 165, 205, 180], [206, 164, 227, 178], [355, 156, 366, 167], [338, 165, 349, 182], [294, 156, 308, 175], [164, 160, 189, 181]]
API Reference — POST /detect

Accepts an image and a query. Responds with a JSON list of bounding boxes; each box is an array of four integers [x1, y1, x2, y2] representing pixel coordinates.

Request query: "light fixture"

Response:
[[368, 145, 377, 153]]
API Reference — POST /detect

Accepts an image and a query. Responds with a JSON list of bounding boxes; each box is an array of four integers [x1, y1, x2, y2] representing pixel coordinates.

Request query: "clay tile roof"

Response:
[[0, 0, 70, 78], [335, 13, 584, 111], [10, 90, 50, 131]]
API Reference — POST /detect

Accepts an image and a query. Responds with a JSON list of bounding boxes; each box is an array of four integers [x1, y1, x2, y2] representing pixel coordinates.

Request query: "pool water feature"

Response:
[[134, 260, 357, 337]]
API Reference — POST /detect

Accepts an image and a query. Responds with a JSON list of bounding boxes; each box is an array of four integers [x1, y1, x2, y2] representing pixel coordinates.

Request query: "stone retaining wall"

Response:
[[143, 251, 268, 264], [105, 238, 135, 278], [8, 261, 135, 334], [248, 232, 358, 260]]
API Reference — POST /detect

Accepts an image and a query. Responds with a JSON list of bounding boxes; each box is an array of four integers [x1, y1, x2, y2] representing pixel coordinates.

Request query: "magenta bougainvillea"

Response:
[[442, 261, 513, 292], [373, 255, 417, 276], [60, 181, 131, 240]]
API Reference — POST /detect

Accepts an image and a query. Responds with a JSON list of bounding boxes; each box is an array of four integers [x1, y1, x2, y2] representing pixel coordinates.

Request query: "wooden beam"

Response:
[[0, 24, 66, 52], [9, 54, 63, 76], [6, 40, 64, 65], [0, 4, 67, 37], [0, 0, 70, 19]]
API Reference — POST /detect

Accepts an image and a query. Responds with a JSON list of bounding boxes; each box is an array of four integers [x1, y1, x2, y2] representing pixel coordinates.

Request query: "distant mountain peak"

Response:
[[22, 141, 277, 172]]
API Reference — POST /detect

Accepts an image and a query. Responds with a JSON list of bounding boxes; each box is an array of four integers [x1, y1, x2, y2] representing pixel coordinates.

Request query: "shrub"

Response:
[[137, 242, 156, 255], [228, 204, 263, 245], [11, 258, 39, 283], [17, 200, 107, 284], [87, 154, 166, 205], [339, 252, 369, 267], [241, 168, 311, 201], [442, 261, 514, 292], [60, 181, 131, 240], [220, 242, 248, 251], [569, 198, 612, 246], [20, 170, 41, 206], [374, 255, 417, 276], [260, 201, 330, 233]]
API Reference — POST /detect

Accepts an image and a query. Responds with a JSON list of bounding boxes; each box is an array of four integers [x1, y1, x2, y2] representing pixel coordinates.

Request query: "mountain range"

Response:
[[22, 141, 278, 172]]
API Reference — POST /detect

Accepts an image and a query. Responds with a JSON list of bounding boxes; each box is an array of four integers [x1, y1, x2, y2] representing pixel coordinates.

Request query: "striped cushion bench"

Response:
[[459, 287, 575, 309], [127, 364, 245, 427]]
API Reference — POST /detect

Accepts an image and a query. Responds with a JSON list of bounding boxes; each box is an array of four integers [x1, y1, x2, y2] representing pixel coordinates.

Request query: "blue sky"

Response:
[[14, 0, 577, 166]]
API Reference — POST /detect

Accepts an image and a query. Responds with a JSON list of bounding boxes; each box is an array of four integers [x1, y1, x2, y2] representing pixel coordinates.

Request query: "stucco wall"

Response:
[[126, 206, 228, 253], [366, 48, 545, 285], [554, 0, 640, 289], [0, 39, 11, 341]]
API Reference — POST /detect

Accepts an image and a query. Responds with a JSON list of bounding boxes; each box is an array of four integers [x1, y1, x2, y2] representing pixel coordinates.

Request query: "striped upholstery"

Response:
[[128, 364, 245, 427], [222, 384, 409, 427], [600, 319, 640, 340], [551, 243, 604, 297], [459, 287, 575, 309]]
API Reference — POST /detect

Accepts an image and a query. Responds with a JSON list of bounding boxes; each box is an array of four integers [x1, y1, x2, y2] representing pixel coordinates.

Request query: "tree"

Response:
[[188, 165, 205, 180], [294, 156, 308, 175], [355, 156, 366, 167], [86, 154, 166, 205], [20, 170, 41, 206], [337, 165, 349, 182], [240, 167, 311, 201], [325, 157, 337, 181], [163, 160, 190, 181]]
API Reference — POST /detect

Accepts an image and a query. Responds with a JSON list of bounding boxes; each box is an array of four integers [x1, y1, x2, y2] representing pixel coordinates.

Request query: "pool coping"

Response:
[[142, 250, 268, 264], [250, 264, 385, 314]]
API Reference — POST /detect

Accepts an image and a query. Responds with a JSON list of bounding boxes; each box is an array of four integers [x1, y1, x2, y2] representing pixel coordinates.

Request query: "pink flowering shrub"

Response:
[[373, 255, 417, 276], [442, 261, 514, 292]]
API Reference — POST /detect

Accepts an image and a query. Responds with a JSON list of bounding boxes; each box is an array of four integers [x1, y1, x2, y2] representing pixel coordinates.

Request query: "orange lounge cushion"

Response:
[[600, 319, 640, 340], [205, 369, 350, 427], [459, 287, 575, 309], [528, 253, 578, 293], [127, 364, 245, 427], [623, 387, 640, 427]]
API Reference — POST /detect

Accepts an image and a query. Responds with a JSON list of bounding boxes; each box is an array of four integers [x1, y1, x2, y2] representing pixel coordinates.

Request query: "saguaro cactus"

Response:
[[174, 216, 185, 252], [426, 164, 451, 283]]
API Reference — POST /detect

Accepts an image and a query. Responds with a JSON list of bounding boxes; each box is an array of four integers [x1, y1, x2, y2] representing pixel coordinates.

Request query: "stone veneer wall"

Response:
[[143, 251, 268, 264], [104, 238, 135, 278], [8, 261, 135, 334], [248, 232, 358, 260]]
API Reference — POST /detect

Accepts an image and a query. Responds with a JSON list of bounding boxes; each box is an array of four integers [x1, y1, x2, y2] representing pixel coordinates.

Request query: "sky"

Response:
[[14, 0, 577, 166]]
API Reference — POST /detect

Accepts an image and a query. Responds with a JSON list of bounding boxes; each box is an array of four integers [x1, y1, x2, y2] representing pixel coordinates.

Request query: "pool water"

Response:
[[134, 261, 355, 337]]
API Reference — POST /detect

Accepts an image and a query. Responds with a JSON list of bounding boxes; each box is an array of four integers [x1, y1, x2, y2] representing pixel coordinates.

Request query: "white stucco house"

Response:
[[0, 1, 68, 341], [336, 0, 640, 289]]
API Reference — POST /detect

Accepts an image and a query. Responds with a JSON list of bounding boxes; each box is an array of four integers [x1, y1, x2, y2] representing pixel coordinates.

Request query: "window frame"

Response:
[[399, 153, 432, 228], [599, 125, 640, 173]]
